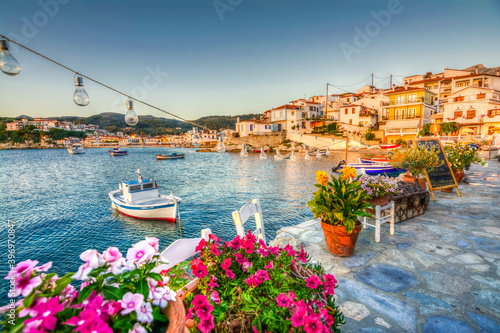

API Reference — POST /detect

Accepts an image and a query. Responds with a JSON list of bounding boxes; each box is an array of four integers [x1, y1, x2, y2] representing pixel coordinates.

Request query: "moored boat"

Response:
[[333, 160, 405, 176], [156, 153, 185, 160], [109, 170, 181, 222], [67, 143, 85, 154], [360, 156, 389, 163], [109, 148, 128, 156], [379, 144, 401, 150]]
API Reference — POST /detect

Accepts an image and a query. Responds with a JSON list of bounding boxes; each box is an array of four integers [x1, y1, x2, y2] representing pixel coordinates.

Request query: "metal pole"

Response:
[[345, 138, 348, 162], [371, 73, 374, 93], [325, 83, 328, 124]]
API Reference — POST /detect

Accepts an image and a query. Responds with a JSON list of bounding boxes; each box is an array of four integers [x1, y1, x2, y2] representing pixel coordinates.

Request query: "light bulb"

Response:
[[125, 100, 139, 126], [216, 136, 226, 153], [73, 76, 90, 106], [0, 40, 21, 76], [192, 127, 202, 147]]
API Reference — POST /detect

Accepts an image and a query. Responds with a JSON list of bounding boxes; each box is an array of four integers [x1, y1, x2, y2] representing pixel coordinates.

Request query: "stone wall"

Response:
[[225, 133, 284, 148], [286, 133, 364, 150]]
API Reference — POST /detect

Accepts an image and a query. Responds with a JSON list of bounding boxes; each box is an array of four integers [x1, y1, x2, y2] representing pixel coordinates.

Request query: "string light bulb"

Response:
[[216, 136, 226, 153], [0, 40, 21, 76], [192, 127, 202, 147], [73, 75, 90, 106], [125, 100, 139, 126]]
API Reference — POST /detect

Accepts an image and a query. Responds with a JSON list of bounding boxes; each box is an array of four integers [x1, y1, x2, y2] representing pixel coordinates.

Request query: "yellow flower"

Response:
[[315, 170, 329, 186], [341, 166, 357, 180]]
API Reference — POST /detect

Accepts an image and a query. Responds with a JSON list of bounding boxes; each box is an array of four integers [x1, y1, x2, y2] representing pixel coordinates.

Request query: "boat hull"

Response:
[[156, 154, 185, 160], [338, 163, 404, 175], [68, 148, 85, 154], [110, 152, 128, 156], [379, 144, 401, 150], [109, 192, 180, 222]]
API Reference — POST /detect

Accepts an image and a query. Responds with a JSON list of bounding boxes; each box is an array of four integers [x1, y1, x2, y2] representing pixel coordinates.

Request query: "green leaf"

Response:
[[51, 274, 74, 295], [78, 283, 96, 303], [114, 316, 134, 329], [147, 272, 162, 282], [102, 285, 126, 301], [135, 278, 149, 300], [23, 292, 36, 308]]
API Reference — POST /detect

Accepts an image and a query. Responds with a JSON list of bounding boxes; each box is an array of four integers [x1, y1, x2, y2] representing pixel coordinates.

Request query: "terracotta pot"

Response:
[[321, 220, 362, 257], [367, 194, 389, 213], [441, 169, 465, 193], [402, 173, 427, 190], [161, 279, 199, 333]]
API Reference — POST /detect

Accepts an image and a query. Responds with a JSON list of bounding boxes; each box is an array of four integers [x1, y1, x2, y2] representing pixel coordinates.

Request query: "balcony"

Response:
[[359, 111, 374, 117]]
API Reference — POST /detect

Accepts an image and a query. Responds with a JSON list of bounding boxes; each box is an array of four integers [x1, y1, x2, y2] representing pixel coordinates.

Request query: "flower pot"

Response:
[[161, 279, 199, 333], [321, 220, 362, 257], [367, 194, 390, 214], [441, 169, 465, 193], [402, 173, 427, 190]]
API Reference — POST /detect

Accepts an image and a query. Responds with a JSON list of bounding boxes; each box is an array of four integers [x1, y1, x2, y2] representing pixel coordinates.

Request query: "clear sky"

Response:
[[1, 0, 499, 120]]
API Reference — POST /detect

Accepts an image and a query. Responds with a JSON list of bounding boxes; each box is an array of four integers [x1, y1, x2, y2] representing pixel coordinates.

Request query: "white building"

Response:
[[235, 119, 273, 137]]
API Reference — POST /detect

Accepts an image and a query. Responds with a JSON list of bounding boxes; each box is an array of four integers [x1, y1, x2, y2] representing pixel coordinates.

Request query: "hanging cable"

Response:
[[329, 75, 372, 88], [0, 34, 208, 131]]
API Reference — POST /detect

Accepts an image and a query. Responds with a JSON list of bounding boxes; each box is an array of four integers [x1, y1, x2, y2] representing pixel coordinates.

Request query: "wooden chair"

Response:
[[232, 199, 266, 243]]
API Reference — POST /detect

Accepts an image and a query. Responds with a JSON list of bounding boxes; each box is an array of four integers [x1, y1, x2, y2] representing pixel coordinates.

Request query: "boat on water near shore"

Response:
[[360, 156, 389, 163], [333, 159, 405, 176], [109, 148, 128, 156], [67, 143, 85, 155], [156, 153, 185, 160], [109, 170, 181, 222], [379, 144, 401, 150]]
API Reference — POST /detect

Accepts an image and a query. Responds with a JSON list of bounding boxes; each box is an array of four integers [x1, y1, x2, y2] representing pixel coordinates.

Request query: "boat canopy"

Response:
[[121, 179, 159, 203]]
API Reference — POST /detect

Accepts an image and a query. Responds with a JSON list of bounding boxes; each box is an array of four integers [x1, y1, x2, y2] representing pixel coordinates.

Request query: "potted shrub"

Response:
[[442, 144, 486, 191], [358, 174, 399, 213], [388, 144, 443, 189], [307, 167, 372, 256], [185, 232, 344, 332]]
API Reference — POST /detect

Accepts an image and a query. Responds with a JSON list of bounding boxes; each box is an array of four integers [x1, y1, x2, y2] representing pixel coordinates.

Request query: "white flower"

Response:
[[152, 286, 177, 308], [136, 302, 153, 323]]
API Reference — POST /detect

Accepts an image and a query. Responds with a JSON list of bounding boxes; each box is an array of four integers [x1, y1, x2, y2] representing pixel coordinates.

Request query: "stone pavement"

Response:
[[270, 163, 500, 333]]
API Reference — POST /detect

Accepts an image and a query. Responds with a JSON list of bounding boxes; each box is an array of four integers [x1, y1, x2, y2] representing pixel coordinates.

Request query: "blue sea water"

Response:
[[0, 147, 367, 303]]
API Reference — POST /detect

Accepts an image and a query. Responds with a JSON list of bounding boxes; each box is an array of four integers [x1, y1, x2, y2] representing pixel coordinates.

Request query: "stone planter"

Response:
[[367, 194, 390, 214], [402, 173, 427, 190], [321, 220, 362, 257]]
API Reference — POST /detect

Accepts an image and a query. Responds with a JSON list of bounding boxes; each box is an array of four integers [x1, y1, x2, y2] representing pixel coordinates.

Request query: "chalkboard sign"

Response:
[[413, 137, 460, 200]]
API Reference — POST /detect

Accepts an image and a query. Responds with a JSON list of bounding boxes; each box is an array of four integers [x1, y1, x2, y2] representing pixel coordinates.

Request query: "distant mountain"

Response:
[[15, 115, 33, 120]]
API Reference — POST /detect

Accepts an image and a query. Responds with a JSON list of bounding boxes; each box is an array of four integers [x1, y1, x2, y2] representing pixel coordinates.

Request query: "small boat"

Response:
[[274, 149, 283, 160], [67, 143, 85, 155], [240, 143, 248, 157], [109, 148, 128, 156], [252, 149, 268, 153], [260, 147, 267, 159], [379, 144, 401, 150], [305, 151, 311, 160], [360, 156, 389, 163], [333, 160, 404, 176], [109, 169, 181, 222], [290, 151, 296, 160], [316, 150, 322, 159], [156, 153, 185, 160]]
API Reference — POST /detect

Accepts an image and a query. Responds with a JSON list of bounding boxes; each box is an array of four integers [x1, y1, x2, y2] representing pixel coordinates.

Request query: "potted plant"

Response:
[[442, 144, 486, 191], [184, 232, 344, 332], [358, 174, 399, 213], [307, 167, 372, 256], [388, 144, 443, 189]]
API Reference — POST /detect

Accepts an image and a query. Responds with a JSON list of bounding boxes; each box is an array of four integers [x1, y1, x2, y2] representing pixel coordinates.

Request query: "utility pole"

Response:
[[324, 83, 328, 124], [371, 73, 374, 93], [390, 74, 392, 89]]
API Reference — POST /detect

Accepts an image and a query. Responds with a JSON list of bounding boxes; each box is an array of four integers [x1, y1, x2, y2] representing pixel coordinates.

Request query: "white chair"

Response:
[[362, 202, 395, 243], [232, 199, 266, 244], [158, 228, 211, 299]]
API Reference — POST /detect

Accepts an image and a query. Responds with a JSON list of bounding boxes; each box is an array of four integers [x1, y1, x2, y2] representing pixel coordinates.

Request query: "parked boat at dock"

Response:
[[156, 153, 185, 160], [67, 143, 85, 155], [379, 144, 401, 150], [109, 170, 181, 222], [333, 160, 405, 176], [109, 148, 128, 156]]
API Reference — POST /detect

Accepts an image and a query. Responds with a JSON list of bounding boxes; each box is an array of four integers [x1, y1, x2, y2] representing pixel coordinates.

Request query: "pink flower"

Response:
[[35, 262, 52, 272], [126, 241, 155, 265], [197, 315, 215, 333], [195, 239, 207, 252], [210, 290, 221, 304], [258, 247, 269, 257], [268, 246, 280, 256], [120, 292, 144, 315], [136, 302, 153, 323], [101, 300, 122, 316], [195, 302, 214, 319], [7, 259, 38, 278], [152, 286, 176, 308], [221, 258, 231, 270], [73, 250, 104, 281], [207, 275, 218, 289], [192, 294, 208, 309], [255, 269, 270, 281], [264, 261, 273, 269], [242, 261, 253, 272], [253, 326, 259, 333], [323, 274, 337, 288], [305, 275, 323, 289], [145, 237, 160, 251], [276, 293, 291, 308], [245, 277, 258, 288], [192, 263, 208, 279], [25, 297, 64, 331], [225, 269, 235, 280], [63, 308, 96, 329], [258, 239, 267, 249], [14, 270, 42, 297], [304, 315, 323, 333], [287, 291, 297, 301], [18, 296, 44, 317], [230, 236, 242, 250], [319, 308, 335, 327], [283, 245, 296, 257], [186, 307, 194, 319], [291, 306, 308, 327], [297, 247, 307, 263], [209, 234, 221, 243], [234, 253, 246, 265], [81, 319, 113, 333], [103, 247, 124, 265], [210, 244, 220, 256], [129, 323, 147, 333]]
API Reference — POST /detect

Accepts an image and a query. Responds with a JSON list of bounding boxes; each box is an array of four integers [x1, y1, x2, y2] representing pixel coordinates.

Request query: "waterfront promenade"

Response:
[[271, 163, 500, 332]]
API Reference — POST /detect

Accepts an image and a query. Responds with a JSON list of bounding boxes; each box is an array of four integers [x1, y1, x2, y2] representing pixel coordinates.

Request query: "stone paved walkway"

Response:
[[270, 163, 500, 333]]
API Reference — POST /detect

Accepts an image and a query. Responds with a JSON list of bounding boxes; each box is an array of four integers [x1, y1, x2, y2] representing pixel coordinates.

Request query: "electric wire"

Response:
[[0, 34, 208, 131]]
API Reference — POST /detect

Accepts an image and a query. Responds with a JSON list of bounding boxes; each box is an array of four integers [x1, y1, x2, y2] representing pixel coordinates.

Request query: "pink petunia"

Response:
[[210, 244, 220, 256], [283, 245, 296, 257], [209, 234, 221, 243], [291, 306, 308, 327], [195, 239, 207, 252], [276, 293, 291, 308], [192, 263, 208, 279], [264, 261, 273, 269], [297, 247, 308, 263], [229, 236, 242, 250], [242, 261, 253, 272], [197, 315, 215, 333], [207, 275, 218, 289], [258, 247, 269, 257], [210, 290, 221, 304], [255, 269, 270, 281], [225, 269, 235, 280], [221, 258, 231, 270], [253, 326, 259, 333], [303, 315, 323, 333], [319, 308, 335, 327], [323, 274, 337, 288], [268, 246, 280, 256], [258, 239, 267, 249], [195, 302, 214, 320], [305, 275, 323, 289], [192, 294, 209, 309]]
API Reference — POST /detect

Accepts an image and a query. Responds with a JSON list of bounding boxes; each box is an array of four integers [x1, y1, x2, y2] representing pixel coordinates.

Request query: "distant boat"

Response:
[[333, 160, 404, 175], [290, 151, 296, 160], [260, 147, 267, 159], [305, 151, 311, 160], [109, 169, 181, 222], [379, 144, 401, 150], [360, 156, 389, 163], [67, 143, 85, 155], [240, 143, 248, 157], [109, 148, 128, 156], [252, 148, 268, 153], [156, 153, 185, 160]]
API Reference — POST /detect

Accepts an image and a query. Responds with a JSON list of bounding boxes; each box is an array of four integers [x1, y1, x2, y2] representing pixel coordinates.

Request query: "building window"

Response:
[[291, 111, 295, 116], [454, 96, 464, 102], [396, 96, 405, 104], [456, 82, 463, 87], [454, 110, 463, 119], [477, 93, 486, 99], [396, 109, 404, 120], [408, 94, 417, 102], [407, 109, 416, 118], [349, 119, 352, 124], [466, 110, 476, 119], [488, 109, 500, 117], [433, 85, 438, 89], [352, 108, 355, 114], [344, 109, 348, 114]]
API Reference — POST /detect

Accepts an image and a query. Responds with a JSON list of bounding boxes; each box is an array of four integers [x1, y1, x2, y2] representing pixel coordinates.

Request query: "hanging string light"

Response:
[[0, 34, 208, 133], [0, 40, 21, 76], [73, 75, 90, 106], [125, 100, 139, 126], [192, 127, 202, 147]]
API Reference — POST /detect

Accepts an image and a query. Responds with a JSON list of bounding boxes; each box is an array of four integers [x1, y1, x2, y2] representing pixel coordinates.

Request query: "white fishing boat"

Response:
[[67, 143, 85, 154], [274, 149, 290, 160], [108, 169, 181, 222], [290, 151, 296, 160], [240, 143, 248, 157], [260, 147, 267, 159]]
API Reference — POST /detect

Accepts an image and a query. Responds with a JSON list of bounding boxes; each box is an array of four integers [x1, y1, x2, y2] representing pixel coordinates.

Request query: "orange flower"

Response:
[[315, 170, 329, 186], [340, 166, 357, 180]]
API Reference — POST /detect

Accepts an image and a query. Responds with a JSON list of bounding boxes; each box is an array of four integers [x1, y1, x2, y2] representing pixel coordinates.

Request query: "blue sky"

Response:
[[1, 0, 499, 120]]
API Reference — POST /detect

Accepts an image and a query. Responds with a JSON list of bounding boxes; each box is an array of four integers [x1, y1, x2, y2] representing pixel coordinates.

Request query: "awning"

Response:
[[382, 120, 420, 129]]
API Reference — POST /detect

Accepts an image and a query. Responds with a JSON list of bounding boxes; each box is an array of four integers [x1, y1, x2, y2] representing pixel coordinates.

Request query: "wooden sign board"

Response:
[[413, 137, 460, 201]]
